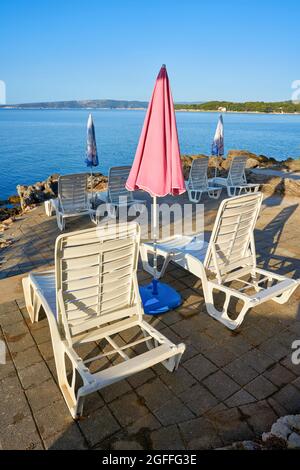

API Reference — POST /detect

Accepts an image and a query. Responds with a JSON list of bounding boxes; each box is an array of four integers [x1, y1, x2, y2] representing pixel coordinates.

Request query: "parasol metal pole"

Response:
[[152, 195, 158, 295]]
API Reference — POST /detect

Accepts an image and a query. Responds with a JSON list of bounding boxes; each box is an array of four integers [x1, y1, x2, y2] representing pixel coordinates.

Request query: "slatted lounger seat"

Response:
[[99, 166, 146, 212], [22, 222, 185, 418], [185, 157, 222, 203], [44, 173, 95, 230], [140, 193, 300, 330], [213, 155, 260, 197]]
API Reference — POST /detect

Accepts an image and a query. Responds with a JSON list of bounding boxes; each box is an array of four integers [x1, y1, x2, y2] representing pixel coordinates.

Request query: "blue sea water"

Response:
[[0, 109, 300, 199]]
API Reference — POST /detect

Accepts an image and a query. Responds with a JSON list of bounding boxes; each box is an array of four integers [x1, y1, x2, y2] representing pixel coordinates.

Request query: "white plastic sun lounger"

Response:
[[22, 222, 185, 418], [213, 155, 260, 197], [99, 166, 146, 212], [44, 173, 95, 231], [185, 157, 222, 203], [140, 193, 300, 330]]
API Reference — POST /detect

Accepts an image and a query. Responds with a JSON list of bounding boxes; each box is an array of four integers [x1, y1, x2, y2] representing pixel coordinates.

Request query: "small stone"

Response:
[[287, 432, 300, 449], [241, 440, 261, 450], [269, 420, 291, 440], [282, 415, 300, 432]]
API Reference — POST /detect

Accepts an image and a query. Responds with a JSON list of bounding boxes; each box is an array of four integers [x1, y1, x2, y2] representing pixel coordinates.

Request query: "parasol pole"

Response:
[[152, 195, 158, 295]]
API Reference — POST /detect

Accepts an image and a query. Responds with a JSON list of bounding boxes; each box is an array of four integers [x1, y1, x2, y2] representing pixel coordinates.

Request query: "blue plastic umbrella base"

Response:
[[139, 280, 182, 315]]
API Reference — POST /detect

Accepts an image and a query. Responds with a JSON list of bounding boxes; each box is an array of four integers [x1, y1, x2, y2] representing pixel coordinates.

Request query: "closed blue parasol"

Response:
[[211, 114, 224, 178], [85, 113, 99, 167], [211, 114, 224, 157]]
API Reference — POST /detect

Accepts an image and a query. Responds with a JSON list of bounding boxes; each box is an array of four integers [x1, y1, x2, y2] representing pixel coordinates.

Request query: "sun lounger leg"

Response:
[[187, 189, 203, 203], [162, 343, 186, 372], [57, 212, 65, 231], [44, 200, 54, 217], [22, 277, 42, 323], [208, 188, 222, 200], [204, 281, 253, 330]]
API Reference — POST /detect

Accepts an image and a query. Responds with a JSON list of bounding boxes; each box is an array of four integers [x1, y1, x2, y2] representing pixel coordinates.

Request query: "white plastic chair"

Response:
[[99, 166, 146, 212], [140, 193, 300, 330], [213, 155, 260, 197], [47, 173, 95, 230], [185, 157, 222, 203], [22, 222, 185, 418]]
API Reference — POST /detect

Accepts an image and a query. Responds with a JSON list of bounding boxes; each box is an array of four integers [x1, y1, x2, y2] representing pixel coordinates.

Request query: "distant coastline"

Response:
[[1, 99, 300, 115], [175, 109, 300, 115]]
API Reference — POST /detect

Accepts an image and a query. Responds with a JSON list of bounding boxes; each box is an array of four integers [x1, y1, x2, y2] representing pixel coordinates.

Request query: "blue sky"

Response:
[[1, 0, 299, 104]]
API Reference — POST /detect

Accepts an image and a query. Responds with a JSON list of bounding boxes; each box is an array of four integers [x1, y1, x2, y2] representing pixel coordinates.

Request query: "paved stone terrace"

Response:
[[0, 192, 300, 450]]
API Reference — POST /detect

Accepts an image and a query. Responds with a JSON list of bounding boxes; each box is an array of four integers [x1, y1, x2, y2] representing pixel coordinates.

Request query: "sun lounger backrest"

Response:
[[58, 173, 88, 213], [108, 166, 134, 204], [228, 156, 248, 185], [188, 157, 209, 189], [55, 222, 141, 340], [204, 193, 263, 282]]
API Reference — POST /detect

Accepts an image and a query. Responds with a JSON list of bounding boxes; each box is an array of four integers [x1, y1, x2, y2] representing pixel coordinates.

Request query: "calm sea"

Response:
[[0, 109, 300, 199]]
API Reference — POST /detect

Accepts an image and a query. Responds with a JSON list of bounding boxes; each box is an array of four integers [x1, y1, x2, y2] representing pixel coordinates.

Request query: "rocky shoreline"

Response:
[[1, 150, 300, 226]]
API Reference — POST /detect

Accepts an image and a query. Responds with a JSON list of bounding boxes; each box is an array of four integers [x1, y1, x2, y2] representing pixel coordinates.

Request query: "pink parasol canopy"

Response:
[[126, 65, 185, 315], [126, 65, 186, 197]]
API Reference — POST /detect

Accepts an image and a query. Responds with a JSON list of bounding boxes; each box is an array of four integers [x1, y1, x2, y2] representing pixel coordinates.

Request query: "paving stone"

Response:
[[18, 361, 52, 390], [127, 368, 156, 389], [112, 439, 144, 450], [240, 326, 270, 347], [225, 389, 256, 408], [0, 308, 25, 328], [0, 352, 15, 380], [241, 348, 275, 373], [151, 425, 186, 450], [292, 376, 300, 390], [26, 379, 62, 412], [126, 412, 161, 435], [37, 340, 54, 360], [259, 337, 289, 360], [82, 392, 105, 415], [100, 379, 132, 403], [0, 376, 31, 426], [271, 384, 300, 414], [179, 384, 218, 416], [12, 345, 43, 370], [3, 322, 35, 353], [0, 414, 43, 450], [78, 406, 120, 447], [276, 329, 298, 348], [34, 400, 74, 442], [207, 408, 253, 445], [45, 423, 88, 450], [0, 301, 19, 315], [154, 397, 194, 426], [204, 345, 237, 368], [223, 357, 259, 386], [136, 378, 174, 411], [267, 397, 289, 417], [221, 335, 252, 356], [160, 367, 197, 395], [187, 331, 217, 353], [203, 370, 240, 401], [108, 391, 149, 426], [30, 326, 51, 345], [244, 375, 278, 400], [184, 354, 217, 382], [264, 363, 296, 387], [179, 416, 223, 449], [239, 400, 278, 436], [280, 355, 300, 375]]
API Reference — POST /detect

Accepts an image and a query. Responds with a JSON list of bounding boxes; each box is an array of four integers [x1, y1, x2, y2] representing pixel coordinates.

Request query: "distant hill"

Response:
[[0, 99, 148, 109], [174, 100, 300, 113]]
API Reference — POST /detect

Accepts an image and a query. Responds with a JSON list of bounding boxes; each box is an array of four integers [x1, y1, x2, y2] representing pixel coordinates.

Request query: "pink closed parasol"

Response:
[[126, 64, 186, 314]]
